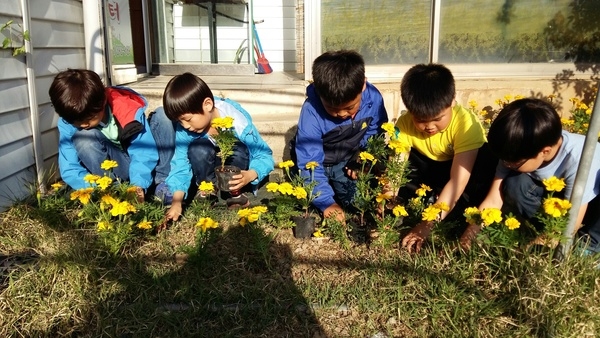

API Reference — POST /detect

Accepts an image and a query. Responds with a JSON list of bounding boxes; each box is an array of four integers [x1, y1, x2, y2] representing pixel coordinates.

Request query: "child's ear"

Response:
[[202, 97, 214, 114]]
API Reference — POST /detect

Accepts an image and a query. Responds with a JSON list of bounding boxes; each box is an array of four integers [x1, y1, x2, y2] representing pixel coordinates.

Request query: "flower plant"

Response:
[[210, 116, 237, 170], [266, 160, 321, 219]]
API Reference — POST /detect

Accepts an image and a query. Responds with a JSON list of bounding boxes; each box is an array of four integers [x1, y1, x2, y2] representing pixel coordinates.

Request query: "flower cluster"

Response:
[[238, 205, 268, 226], [560, 96, 597, 141], [210, 116, 237, 169], [266, 160, 320, 218]]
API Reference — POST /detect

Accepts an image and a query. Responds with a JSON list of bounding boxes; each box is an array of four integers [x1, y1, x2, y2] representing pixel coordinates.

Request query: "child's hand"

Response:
[[344, 167, 359, 180], [228, 170, 258, 192], [133, 186, 145, 203], [401, 221, 434, 253], [165, 202, 183, 222], [324, 203, 345, 224], [459, 223, 481, 251]]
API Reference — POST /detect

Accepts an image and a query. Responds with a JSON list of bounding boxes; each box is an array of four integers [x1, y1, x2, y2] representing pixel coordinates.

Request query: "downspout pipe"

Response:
[[83, 0, 107, 83], [559, 84, 600, 258], [20, 0, 45, 193]]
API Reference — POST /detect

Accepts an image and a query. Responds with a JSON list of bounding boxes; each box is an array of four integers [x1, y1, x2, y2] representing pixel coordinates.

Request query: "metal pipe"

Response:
[[83, 0, 107, 82], [20, 0, 45, 193], [560, 83, 600, 257], [429, 0, 440, 63]]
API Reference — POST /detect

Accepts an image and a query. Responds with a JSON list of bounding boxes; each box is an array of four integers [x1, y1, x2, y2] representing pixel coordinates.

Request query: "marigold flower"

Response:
[[237, 208, 252, 218], [51, 182, 63, 191], [211, 116, 234, 129], [137, 220, 153, 230], [110, 201, 136, 216], [70, 188, 94, 205], [569, 97, 580, 105], [97, 221, 112, 231], [101, 194, 119, 208], [464, 207, 480, 224], [433, 202, 449, 212], [96, 176, 113, 191], [504, 217, 520, 230], [504, 94, 512, 102], [388, 139, 410, 154], [392, 205, 408, 217], [381, 122, 396, 135], [542, 176, 566, 192], [543, 197, 572, 218], [313, 230, 324, 238], [422, 205, 441, 222], [278, 160, 295, 169], [294, 186, 308, 199], [415, 184, 432, 197], [578, 103, 588, 110], [468, 100, 478, 109], [100, 160, 119, 171], [247, 213, 260, 223], [481, 208, 502, 226], [199, 181, 215, 193], [376, 193, 391, 203], [126, 186, 138, 194], [266, 182, 280, 193], [196, 217, 219, 232], [84, 174, 101, 184], [359, 151, 375, 162], [278, 182, 295, 195], [305, 161, 319, 170], [252, 205, 268, 214], [561, 118, 574, 126]]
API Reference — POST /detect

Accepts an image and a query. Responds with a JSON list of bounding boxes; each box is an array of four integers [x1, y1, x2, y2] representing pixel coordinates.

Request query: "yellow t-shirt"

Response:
[[395, 105, 486, 161]]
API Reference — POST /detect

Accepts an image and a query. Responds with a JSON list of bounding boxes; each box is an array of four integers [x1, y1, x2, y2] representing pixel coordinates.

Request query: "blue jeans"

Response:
[[324, 160, 356, 209], [72, 107, 175, 186], [188, 137, 249, 187]]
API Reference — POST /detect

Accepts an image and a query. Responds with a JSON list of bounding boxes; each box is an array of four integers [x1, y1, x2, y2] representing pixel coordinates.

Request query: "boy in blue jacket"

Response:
[[293, 50, 388, 222], [160, 73, 274, 221], [49, 69, 174, 201]]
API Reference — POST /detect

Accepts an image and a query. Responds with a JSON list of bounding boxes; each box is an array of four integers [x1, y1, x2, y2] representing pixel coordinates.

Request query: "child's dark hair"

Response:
[[163, 72, 214, 120], [48, 69, 106, 124], [312, 50, 365, 106], [400, 63, 455, 120], [488, 98, 562, 162]]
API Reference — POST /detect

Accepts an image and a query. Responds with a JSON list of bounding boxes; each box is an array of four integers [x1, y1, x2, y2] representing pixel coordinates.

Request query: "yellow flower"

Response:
[[70, 188, 94, 205], [543, 197, 572, 218], [409, 197, 421, 208], [504, 217, 520, 230], [586, 108, 592, 115], [504, 94, 512, 102], [415, 184, 432, 197], [468, 100, 478, 109], [313, 229, 324, 238], [198, 181, 215, 193], [84, 174, 101, 184], [569, 97, 580, 105], [578, 103, 589, 110], [251, 205, 268, 214], [547, 94, 557, 100], [464, 207, 480, 224], [126, 186, 138, 194], [51, 182, 63, 191], [97, 221, 112, 232], [237, 208, 252, 218], [294, 186, 308, 199], [392, 205, 408, 217], [542, 176, 566, 192], [305, 161, 319, 170], [561, 118, 574, 126], [100, 160, 119, 171], [266, 182, 280, 193], [211, 116, 234, 129], [433, 202, 449, 212], [481, 208, 502, 226], [359, 151, 375, 162], [388, 139, 410, 154], [137, 220, 153, 230], [101, 194, 119, 207], [277, 182, 295, 195], [247, 213, 260, 223], [96, 176, 113, 191], [376, 193, 391, 203], [422, 205, 441, 222], [484, 118, 491, 124], [381, 122, 396, 135], [278, 160, 295, 169], [514, 95, 525, 100], [196, 217, 219, 232], [495, 99, 503, 106], [110, 201, 136, 216], [479, 109, 488, 117]]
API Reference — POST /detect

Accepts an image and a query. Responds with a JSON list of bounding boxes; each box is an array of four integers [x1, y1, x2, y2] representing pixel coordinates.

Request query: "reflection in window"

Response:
[[439, 0, 600, 63], [321, 0, 431, 65]]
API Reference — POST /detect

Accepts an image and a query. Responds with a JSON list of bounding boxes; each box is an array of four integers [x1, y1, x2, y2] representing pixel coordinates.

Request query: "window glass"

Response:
[[439, 0, 600, 63], [321, 0, 431, 65]]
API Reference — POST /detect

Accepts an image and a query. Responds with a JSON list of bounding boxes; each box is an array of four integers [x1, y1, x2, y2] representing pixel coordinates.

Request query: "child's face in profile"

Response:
[[410, 106, 452, 136], [321, 92, 362, 120], [178, 98, 214, 133], [73, 109, 105, 130]]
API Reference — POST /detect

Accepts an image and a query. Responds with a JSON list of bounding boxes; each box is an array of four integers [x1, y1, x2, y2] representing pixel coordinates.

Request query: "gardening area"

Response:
[[1, 94, 600, 337]]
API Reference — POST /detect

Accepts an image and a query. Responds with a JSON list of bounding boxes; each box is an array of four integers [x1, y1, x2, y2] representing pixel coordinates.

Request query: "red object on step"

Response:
[[253, 24, 272, 74]]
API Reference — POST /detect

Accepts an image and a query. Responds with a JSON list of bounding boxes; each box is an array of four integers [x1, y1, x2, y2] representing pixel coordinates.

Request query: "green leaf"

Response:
[[13, 45, 25, 56], [23, 30, 30, 41], [0, 20, 13, 31], [2, 37, 10, 49]]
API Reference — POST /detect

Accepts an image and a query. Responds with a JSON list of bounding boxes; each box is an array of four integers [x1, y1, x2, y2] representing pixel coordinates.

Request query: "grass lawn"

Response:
[[1, 189, 599, 337]]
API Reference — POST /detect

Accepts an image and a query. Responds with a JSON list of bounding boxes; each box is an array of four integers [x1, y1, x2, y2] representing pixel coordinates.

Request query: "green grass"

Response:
[[1, 195, 600, 337]]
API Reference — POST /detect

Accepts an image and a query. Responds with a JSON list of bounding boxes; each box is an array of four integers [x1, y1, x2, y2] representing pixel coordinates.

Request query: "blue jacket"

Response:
[[57, 87, 158, 190], [295, 82, 388, 211], [166, 97, 274, 195]]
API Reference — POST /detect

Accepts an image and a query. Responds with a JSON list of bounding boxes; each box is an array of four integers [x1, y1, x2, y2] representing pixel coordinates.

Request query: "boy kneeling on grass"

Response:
[[459, 98, 600, 254]]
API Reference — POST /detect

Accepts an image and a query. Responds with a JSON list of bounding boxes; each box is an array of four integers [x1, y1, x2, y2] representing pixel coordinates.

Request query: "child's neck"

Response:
[[541, 136, 563, 167]]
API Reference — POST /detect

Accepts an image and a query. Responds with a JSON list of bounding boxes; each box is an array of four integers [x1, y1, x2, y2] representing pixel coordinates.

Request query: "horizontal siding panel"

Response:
[[32, 49, 86, 77], [0, 167, 35, 211], [38, 103, 60, 133], [0, 1, 21, 17], [0, 50, 26, 80], [32, 21, 84, 48], [30, 0, 83, 24], [0, 138, 35, 182], [0, 109, 31, 148], [41, 129, 59, 160], [0, 79, 29, 113]]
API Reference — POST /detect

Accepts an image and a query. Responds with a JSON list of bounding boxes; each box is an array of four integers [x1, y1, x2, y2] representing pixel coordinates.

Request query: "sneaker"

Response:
[[226, 194, 250, 209], [154, 182, 173, 205]]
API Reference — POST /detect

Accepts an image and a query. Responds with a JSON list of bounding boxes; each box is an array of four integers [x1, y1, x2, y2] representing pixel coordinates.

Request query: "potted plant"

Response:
[[210, 116, 240, 192], [266, 160, 321, 238]]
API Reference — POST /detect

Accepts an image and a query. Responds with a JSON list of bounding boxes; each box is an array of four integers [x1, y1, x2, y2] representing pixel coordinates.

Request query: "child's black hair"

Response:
[[312, 50, 365, 107], [48, 69, 106, 124], [488, 98, 562, 162], [400, 63, 455, 120], [163, 72, 214, 120]]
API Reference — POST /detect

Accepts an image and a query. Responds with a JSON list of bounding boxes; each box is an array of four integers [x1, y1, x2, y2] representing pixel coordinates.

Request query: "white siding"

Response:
[[0, 0, 85, 210], [173, 0, 297, 72]]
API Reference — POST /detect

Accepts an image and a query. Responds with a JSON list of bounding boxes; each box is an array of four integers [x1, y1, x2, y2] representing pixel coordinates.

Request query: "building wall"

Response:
[[172, 0, 297, 72], [0, 1, 85, 209]]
